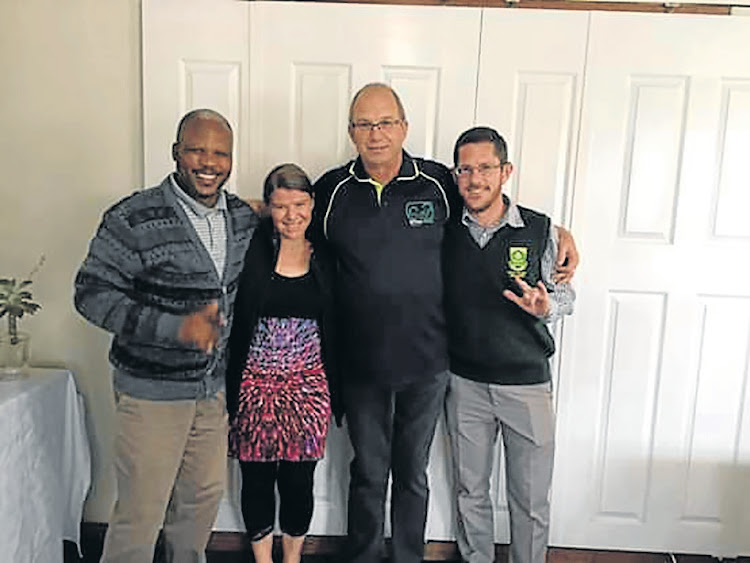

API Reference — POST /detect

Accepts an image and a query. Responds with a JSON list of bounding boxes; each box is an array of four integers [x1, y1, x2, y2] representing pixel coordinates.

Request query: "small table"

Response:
[[0, 368, 91, 562]]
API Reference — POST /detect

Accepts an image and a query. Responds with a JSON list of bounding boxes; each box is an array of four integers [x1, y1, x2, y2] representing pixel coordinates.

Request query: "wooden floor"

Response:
[[65, 532, 750, 563], [198, 551, 749, 563]]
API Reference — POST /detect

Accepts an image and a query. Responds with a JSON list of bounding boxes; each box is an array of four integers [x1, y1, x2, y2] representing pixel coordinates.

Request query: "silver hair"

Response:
[[348, 83, 407, 124]]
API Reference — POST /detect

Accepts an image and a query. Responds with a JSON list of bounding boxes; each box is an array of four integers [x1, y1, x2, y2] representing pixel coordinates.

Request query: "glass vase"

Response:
[[0, 331, 30, 377]]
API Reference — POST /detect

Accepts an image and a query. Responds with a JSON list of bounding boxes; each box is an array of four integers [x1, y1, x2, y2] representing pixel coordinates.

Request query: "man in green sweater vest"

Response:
[[443, 126, 575, 563]]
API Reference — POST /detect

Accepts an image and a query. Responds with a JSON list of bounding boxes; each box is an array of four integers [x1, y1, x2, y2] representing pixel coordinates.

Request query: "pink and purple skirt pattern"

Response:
[[228, 317, 330, 462]]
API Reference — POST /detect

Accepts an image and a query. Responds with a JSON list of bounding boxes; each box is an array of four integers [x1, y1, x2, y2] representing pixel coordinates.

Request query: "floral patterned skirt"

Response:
[[228, 317, 330, 462]]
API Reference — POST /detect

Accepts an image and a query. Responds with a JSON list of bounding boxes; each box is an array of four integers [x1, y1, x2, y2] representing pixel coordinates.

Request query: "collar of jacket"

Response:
[[348, 150, 419, 184], [256, 216, 280, 258]]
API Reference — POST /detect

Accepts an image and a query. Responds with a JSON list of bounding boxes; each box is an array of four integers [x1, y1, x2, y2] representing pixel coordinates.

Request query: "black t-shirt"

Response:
[[260, 271, 323, 321]]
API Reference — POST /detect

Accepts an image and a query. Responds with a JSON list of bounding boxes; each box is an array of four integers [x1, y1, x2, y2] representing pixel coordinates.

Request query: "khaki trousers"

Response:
[[101, 392, 228, 563]]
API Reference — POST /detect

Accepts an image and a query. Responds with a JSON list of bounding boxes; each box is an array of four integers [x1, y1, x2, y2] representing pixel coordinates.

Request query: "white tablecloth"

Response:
[[0, 369, 91, 563]]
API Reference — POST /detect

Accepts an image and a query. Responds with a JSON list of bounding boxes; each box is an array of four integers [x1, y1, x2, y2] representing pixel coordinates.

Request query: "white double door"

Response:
[[142, 0, 750, 555]]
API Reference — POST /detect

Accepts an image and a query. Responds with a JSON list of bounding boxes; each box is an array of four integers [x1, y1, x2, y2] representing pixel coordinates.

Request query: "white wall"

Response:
[[0, 0, 142, 521]]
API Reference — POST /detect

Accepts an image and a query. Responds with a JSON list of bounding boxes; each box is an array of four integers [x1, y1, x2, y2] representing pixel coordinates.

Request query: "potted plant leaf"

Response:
[[0, 256, 44, 375]]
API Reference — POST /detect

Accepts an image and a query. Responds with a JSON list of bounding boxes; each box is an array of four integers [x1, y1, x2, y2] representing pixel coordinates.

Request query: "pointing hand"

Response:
[[178, 301, 224, 353], [503, 278, 551, 318]]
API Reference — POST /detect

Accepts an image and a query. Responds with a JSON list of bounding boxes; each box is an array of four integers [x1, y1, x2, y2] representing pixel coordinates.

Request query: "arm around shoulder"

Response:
[[543, 226, 576, 322], [310, 169, 342, 246], [553, 225, 579, 283]]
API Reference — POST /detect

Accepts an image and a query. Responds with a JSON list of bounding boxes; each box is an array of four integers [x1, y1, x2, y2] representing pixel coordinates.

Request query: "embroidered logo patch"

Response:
[[405, 201, 435, 227], [507, 246, 528, 279]]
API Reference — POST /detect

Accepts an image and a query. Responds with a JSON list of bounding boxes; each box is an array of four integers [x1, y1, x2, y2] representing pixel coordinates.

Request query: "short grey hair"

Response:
[[348, 83, 407, 124]]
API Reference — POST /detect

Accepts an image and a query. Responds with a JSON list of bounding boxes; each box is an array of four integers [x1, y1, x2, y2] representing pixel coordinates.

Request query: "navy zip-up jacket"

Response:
[[312, 152, 459, 388]]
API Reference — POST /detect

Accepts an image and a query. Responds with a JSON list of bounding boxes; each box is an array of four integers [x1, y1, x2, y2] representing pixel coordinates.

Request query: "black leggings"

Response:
[[239, 460, 318, 541]]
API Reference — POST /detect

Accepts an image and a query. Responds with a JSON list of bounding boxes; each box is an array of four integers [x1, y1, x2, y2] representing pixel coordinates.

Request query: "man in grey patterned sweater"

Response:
[[74, 109, 258, 563]]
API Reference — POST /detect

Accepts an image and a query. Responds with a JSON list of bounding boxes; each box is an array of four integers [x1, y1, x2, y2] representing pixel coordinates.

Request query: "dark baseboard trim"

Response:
[[78, 523, 750, 562], [207, 533, 461, 559]]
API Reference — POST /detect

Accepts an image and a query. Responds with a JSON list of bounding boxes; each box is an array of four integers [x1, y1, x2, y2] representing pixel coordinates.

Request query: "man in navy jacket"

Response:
[[312, 85, 578, 563]]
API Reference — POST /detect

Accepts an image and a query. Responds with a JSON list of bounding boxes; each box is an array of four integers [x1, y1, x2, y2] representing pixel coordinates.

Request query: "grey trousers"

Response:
[[343, 372, 449, 563], [445, 374, 555, 563]]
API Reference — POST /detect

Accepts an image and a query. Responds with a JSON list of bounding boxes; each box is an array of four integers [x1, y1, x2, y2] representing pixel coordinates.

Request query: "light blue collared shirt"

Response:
[[170, 174, 228, 278]]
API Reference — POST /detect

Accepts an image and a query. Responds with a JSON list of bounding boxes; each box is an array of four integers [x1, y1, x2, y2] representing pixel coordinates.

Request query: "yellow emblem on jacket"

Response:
[[507, 246, 528, 279]]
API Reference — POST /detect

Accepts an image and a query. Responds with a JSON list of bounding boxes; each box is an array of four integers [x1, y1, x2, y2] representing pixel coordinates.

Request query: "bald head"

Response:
[[172, 109, 233, 208], [175, 109, 232, 144]]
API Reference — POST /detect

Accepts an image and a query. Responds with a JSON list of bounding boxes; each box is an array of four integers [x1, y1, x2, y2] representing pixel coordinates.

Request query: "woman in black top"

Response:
[[226, 164, 340, 563]]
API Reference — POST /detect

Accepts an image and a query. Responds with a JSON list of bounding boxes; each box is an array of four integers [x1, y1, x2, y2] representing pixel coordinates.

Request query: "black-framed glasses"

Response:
[[350, 118, 404, 133], [453, 163, 506, 179]]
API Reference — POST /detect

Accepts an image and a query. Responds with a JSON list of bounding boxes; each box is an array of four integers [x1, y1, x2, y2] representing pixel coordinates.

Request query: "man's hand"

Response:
[[503, 278, 550, 318], [554, 226, 579, 283], [178, 301, 224, 353]]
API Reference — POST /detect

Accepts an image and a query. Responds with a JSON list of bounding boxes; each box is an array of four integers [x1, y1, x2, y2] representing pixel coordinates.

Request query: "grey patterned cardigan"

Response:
[[74, 176, 258, 400]]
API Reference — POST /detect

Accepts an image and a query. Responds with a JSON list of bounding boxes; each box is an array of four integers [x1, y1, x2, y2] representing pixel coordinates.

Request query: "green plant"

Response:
[[0, 256, 44, 344]]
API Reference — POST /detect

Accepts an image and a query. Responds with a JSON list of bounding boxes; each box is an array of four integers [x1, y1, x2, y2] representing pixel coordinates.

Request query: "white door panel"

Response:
[[247, 1, 481, 190], [474, 9, 589, 545], [142, 0, 250, 194], [556, 12, 750, 556], [476, 10, 589, 224]]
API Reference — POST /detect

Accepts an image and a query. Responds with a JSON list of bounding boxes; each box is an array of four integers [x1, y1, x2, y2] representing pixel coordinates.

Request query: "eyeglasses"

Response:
[[453, 163, 506, 178], [350, 118, 404, 134]]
